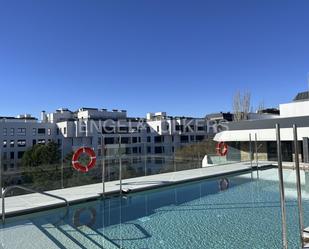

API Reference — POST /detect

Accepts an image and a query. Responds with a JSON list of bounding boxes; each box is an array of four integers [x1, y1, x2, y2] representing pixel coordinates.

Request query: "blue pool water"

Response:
[[1, 168, 308, 249]]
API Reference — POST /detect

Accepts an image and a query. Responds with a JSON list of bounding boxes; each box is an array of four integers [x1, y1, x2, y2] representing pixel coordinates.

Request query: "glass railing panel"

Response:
[[0, 137, 265, 199]]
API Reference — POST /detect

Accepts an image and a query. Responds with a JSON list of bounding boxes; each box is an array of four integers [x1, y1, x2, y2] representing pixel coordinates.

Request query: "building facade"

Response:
[[1, 108, 227, 183]]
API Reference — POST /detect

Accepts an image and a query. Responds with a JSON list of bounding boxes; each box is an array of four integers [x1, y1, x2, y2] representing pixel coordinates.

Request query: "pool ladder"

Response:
[[1, 185, 69, 223], [276, 124, 307, 249]]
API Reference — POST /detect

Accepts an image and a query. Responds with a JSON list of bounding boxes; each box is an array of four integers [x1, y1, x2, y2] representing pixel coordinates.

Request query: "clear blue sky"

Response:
[[1, 0, 309, 118]]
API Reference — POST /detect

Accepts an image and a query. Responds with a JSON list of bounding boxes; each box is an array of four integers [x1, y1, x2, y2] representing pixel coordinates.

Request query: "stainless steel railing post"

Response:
[[119, 135, 122, 193], [276, 123, 288, 249], [249, 134, 253, 169], [2, 193, 4, 223], [61, 138, 64, 189], [102, 135, 105, 197], [293, 124, 304, 247], [0, 148, 2, 199], [255, 133, 259, 169]]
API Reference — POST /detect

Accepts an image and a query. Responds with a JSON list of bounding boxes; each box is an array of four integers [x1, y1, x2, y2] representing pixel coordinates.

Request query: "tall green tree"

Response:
[[21, 141, 61, 190]]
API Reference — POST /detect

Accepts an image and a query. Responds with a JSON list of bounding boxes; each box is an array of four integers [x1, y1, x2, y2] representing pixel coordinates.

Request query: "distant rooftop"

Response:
[[293, 91, 309, 102], [257, 108, 280, 115], [0, 115, 37, 121], [205, 112, 233, 121]]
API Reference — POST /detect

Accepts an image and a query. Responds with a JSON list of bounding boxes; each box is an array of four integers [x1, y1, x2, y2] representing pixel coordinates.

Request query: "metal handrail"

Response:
[[276, 123, 288, 249], [293, 124, 304, 247], [2, 185, 69, 223]]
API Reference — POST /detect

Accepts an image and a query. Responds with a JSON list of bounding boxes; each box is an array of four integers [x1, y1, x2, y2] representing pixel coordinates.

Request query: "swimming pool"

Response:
[[0, 168, 307, 249]]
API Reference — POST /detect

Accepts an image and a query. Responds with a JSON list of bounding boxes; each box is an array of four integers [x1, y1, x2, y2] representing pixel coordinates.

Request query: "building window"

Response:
[[17, 128, 26, 135], [38, 128, 46, 135], [180, 135, 189, 143], [3, 152, 7, 160], [157, 126, 160, 132], [17, 140, 26, 147], [120, 137, 129, 144], [146, 127, 151, 133], [3, 140, 7, 148], [10, 128, 14, 136], [3, 164, 7, 171], [98, 137, 102, 145], [132, 137, 138, 143], [147, 136, 151, 143], [3, 128, 7, 136], [48, 128, 51, 136], [197, 126, 204, 131], [33, 139, 36, 146], [147, 147, 151, 153], [125, 147, 131, 154], [18, 151, 24, 159], [63, 127, 67, 135], [10, 163, 14, 169], [155, 146, 163, 154], [33, 128, 36, 135], [196, 135, 204, 141], [56, 128, 60, 135], [132, 147, 138, 154], [190, 135, 195, 142], [10, 152, 14, 160], [10, 140, 14, 147], [104, 137, 114, 144], [154, 136, 164, 143], [38, 139, 46, 145]]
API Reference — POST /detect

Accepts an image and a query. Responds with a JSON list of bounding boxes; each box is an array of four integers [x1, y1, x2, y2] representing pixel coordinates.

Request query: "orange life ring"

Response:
[[72, 147, 96, 173], [216, 142, 228, 156]]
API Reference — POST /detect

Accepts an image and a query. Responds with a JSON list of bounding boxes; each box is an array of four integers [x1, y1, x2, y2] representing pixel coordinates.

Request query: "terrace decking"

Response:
[[0, 161, 273, 218]]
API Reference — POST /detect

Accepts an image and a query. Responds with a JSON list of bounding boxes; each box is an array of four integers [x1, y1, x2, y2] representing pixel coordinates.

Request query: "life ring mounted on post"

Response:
[[216, 142, 228, 156], [72, 147, 96, 173]]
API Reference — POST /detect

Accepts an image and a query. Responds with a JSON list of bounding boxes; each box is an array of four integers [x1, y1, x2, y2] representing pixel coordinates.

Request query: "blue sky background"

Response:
[[1, 0, 309, 118]]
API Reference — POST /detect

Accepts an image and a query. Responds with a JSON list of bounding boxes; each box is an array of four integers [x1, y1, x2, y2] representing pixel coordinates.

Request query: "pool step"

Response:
[[78, 225, 119, 249], [41, 223, 82, 249], [59, 224, 102, 249]]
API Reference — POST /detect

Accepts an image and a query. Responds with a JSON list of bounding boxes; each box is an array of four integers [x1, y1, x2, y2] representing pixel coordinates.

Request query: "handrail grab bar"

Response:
[[293, 124, 304, 247], [2, 185, 69, 223], [276, 123, 288, 249]]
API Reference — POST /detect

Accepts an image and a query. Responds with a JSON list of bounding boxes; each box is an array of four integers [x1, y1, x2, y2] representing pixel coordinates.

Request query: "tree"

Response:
[[21, 141, 61, 190], [257, 100, 265, 113], [22, 142, 60, 167], [233, 90, 251, 121]]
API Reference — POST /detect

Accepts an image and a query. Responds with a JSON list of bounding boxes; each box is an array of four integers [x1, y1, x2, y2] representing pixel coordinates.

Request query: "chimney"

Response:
[[41, 111, 47, 123]]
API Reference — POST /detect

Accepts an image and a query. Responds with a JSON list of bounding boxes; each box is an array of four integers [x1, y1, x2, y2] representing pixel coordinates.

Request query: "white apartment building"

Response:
[[0, 108, 218, 181]]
